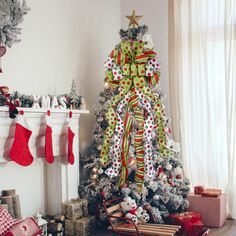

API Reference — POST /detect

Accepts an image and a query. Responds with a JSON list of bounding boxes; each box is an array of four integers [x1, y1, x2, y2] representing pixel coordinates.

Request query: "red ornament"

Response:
[[176, 175, 182, 179], [157, 166, 164, 176], [100, 191, 105, 199]]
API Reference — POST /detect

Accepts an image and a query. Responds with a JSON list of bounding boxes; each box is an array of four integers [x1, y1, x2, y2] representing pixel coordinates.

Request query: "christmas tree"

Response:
[[69, 80, 79, 109], [79, 12, 190, 224]]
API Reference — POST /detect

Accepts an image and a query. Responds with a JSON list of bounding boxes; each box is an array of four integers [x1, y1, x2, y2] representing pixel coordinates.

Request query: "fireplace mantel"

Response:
[[0, 106, 89, 215]]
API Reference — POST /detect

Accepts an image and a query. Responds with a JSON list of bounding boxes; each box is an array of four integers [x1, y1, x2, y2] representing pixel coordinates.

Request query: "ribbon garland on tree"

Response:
[[100, 40, 175, 192]]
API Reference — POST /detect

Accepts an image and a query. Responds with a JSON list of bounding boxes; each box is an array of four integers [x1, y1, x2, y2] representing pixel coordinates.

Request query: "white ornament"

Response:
[[172, 141, 181, 153], [142, 34, 154, 49], [98, 168, 104, 175], [79, 98, 87, 110], [153, 195, 160, 201], [174, 166, 183, 176], [165, 162, 172, 171], [59, 96, 67, 109], [148, 181, 158, 192], [104, 82, 110, 89], [41, 96, 51, 109], [32, 95, 41, 109], [167, 139, 181, 153], [51, 96, 59, 109]]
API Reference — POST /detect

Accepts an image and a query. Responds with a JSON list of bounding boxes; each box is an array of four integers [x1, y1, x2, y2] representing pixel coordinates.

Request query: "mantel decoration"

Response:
[[0, 0, 30, 72], [0, 80, 87, 118]]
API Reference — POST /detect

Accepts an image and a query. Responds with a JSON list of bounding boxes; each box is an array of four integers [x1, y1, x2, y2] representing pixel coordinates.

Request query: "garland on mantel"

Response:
[[0, 81, 87, 118]]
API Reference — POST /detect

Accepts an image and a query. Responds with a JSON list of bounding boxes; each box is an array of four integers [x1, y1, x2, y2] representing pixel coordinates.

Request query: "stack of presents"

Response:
[[168, 186, 227, 235], [0, 187, 227, 236], [0, 190, 95, 236], [62, 198, 96, 236]]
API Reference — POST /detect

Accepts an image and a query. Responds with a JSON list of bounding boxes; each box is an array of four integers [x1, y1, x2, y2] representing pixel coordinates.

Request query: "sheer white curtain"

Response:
[[169, 0, 236, 218]]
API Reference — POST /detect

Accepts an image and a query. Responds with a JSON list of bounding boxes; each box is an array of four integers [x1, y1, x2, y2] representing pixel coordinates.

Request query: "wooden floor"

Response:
[[92, 219, 236, 236]]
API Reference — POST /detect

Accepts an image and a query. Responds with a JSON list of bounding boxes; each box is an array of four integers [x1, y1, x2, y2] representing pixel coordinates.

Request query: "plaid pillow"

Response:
[[0, 207, 21, 236]]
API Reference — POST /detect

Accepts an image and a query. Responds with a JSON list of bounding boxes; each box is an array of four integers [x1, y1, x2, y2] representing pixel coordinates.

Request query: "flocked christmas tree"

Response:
[[69, 80, 79, 109], [79, 11, 190, 224]]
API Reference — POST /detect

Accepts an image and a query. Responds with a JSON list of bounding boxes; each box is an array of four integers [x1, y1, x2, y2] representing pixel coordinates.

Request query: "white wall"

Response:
[[0, 159, 46, 218], [0, 0, 121, 218], [121, 0, 170, 115]]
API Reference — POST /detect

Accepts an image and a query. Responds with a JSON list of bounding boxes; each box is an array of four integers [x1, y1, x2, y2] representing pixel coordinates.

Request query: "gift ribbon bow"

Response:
[[101, 40, 174, 192]]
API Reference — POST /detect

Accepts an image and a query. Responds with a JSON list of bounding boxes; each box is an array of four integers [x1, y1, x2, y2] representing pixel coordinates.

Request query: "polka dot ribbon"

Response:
[[100, 40, 174, 192]]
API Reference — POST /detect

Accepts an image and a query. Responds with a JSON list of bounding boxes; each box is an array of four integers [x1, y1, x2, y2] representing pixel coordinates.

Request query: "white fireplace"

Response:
[[0, 107, 89, 218]]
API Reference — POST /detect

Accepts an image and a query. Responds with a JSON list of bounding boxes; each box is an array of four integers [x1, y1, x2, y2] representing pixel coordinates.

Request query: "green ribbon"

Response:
[[100, 40, 174, 191]]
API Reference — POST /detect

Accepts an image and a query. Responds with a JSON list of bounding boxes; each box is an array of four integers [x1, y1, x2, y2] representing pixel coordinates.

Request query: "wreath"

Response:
[[0, 0, 29, 48]]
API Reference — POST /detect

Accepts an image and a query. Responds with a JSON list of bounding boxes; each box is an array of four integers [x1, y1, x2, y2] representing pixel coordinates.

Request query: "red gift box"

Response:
[[168, 212, 207, 236], [194, 185, 205, 195]]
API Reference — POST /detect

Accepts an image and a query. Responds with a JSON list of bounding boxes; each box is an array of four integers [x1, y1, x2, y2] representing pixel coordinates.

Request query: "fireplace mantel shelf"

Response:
[[0, 106, 89, 115]]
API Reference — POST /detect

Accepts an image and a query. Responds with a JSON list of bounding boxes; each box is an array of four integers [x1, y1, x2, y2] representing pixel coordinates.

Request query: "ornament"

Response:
[[98, 168, 104, 175], [148, 181, 158, 192], [153, 195, 160, 201], [0, 45, 6, 57], [126, 10, 143, 28], [157, 166, 164, 176], [92, 174, 98, 180], [162, 174, 167, 181], [176, 175, 182, 179], [161, 195, 170, 204], [174, 166, 183, 176], [104, 82, 110, 89], [100, 191, 105, 199], [32, 95, 41, 109], [165, 162, 172, 171], [141, 34, 154, 49], [167, 139, 181, 153], [128, 157, 135, 166], [41, 96, 51, 109]]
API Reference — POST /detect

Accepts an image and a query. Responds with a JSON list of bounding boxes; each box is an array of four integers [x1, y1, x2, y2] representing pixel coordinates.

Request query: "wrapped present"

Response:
[[65, 219, 74, 236], [79, 199, 88, 217], [168, 212, 206, 236], [201, 189, 221, 197], [65, 216, 96, 236], [74, 216, 96, 236], [66, 201, 83, 220], [187, 193, 226, 227], [62, 198, 88, 220], [194, 185, 205, 195]]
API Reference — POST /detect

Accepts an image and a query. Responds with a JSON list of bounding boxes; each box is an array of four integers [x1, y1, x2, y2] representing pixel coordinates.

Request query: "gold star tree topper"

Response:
[[126, 10, 143, 28]]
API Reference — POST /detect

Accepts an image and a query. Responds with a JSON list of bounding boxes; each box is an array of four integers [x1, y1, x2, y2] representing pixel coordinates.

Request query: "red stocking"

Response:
[[45, 110, 54, 164], [9, 111, 33, 166], [68, 111, 75, 165]]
